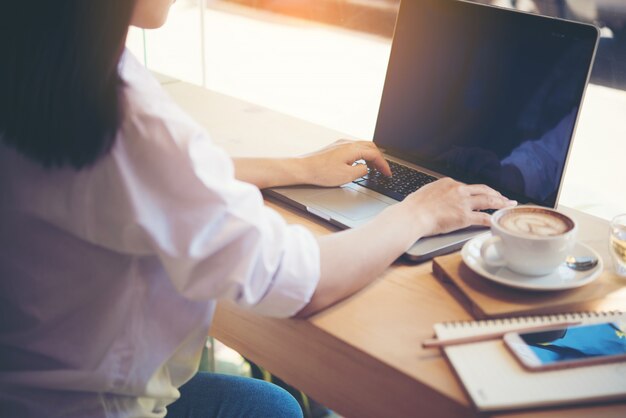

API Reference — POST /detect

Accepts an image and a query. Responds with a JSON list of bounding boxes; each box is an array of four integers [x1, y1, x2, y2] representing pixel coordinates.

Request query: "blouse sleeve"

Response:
[[85, 98, 320, 318]]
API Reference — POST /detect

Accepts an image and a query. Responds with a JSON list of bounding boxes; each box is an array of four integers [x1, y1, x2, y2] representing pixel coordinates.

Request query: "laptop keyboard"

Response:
[[353, 160, 437, 201]]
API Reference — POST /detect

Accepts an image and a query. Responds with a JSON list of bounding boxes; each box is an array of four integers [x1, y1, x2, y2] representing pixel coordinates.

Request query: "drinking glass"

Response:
[[609, 214, 626, 277]]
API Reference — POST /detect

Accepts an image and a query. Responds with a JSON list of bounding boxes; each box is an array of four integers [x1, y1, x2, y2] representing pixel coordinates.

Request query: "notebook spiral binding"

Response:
[[442, 310, 624, 328]]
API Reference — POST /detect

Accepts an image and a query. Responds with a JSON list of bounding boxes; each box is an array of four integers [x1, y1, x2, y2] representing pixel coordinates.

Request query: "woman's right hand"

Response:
[[401, 177, 517, 237]]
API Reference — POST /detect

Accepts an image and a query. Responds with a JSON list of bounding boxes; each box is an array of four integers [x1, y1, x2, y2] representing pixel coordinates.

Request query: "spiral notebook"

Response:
[[434, 311, 626, 412]]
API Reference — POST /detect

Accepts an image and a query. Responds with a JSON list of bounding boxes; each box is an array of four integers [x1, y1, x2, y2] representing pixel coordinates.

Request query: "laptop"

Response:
[[266, 0, 599, 261]]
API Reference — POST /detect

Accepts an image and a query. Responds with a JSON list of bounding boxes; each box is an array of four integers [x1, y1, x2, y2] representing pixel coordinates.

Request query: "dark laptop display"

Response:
[[374, 0, 598, 207]]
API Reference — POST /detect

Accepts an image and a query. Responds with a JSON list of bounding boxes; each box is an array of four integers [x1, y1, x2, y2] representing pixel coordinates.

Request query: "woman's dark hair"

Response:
[[0, 1, 136, 169]]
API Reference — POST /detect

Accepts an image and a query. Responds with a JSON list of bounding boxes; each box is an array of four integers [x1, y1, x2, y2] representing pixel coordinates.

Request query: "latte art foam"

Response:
[[498, 209, 573, 237]]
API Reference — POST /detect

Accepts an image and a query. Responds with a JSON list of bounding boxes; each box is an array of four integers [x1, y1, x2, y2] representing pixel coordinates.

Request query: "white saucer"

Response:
[[461, 233, 604, 291]]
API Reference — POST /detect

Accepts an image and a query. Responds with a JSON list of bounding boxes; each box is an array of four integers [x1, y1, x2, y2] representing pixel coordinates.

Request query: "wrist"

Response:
[[404, 197, 437, 238], [380, 200, 433, 248], [286, 156, 313, 186], [262, 157, 312, 188], [294, 155, 321, 186]]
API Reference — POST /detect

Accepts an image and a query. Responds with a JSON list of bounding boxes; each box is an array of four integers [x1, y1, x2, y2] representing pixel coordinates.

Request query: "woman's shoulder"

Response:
[[112, 51, 234, 190], [120, 51, 188, 121], [117, 50, 209, 155]]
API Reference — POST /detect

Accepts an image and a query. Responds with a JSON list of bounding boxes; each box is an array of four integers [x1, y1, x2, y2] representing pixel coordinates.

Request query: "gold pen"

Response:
[[422, 321, 582, 349]]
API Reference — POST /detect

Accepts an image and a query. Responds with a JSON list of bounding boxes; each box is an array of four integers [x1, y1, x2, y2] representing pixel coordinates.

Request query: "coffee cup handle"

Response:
[[480, 236, 507, 267]]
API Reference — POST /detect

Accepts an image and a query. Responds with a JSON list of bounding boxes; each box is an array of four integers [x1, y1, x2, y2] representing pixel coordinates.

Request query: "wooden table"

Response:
[[210, 201, 626, 418], [162, 79, 626, 418]]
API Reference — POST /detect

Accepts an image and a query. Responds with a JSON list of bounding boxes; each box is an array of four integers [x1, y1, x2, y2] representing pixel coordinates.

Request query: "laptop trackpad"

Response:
[[312, 188, 390, 221]]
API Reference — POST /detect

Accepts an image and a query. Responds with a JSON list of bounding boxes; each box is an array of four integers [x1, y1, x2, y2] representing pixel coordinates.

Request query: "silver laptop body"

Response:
[[266, 0, 599, 262]]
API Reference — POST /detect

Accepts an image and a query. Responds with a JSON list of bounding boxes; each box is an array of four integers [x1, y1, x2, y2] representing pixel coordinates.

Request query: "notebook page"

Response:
[[434, 312, 626, 411]]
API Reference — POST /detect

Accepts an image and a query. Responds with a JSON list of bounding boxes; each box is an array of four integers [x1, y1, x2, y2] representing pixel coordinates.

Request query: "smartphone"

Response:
[[504, 322, 626, 371]]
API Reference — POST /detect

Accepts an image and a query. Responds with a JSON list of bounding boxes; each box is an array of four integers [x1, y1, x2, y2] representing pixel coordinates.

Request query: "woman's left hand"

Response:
[[300, 139, 392, 187]]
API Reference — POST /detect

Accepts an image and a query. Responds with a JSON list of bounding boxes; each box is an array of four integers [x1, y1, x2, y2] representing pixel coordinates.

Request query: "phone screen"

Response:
[[518, 322, 626, 365]]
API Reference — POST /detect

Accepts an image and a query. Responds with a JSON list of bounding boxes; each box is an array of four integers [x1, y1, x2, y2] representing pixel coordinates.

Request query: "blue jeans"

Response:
[[165, 372, 303, 418]]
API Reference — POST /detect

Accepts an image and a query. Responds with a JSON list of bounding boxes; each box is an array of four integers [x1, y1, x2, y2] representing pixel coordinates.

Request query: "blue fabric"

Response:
[[165, 372, 303, 418]]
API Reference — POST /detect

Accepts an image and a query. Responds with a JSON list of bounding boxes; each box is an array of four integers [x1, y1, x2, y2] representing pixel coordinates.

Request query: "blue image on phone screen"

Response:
[[520, 322, 626, 365]]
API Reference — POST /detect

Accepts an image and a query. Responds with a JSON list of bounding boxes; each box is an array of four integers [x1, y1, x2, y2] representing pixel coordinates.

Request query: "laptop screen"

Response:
[[373, 0, 598, 207]]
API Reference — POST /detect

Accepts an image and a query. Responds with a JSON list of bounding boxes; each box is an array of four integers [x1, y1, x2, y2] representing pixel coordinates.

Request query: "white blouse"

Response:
[[0, 51, 320, 417]]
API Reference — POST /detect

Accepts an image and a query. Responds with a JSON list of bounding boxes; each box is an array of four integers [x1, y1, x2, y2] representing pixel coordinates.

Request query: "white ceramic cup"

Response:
[[480, 206, 578, 276]]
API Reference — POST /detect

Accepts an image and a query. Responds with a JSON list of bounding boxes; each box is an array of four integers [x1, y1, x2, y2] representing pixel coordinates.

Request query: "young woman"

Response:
[[0, 1, 515, 417]]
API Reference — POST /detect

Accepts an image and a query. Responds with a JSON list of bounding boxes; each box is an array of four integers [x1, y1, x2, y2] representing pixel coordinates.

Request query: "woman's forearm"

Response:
[[296, 202, 428, 317], [233, 157, 311, 189]]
